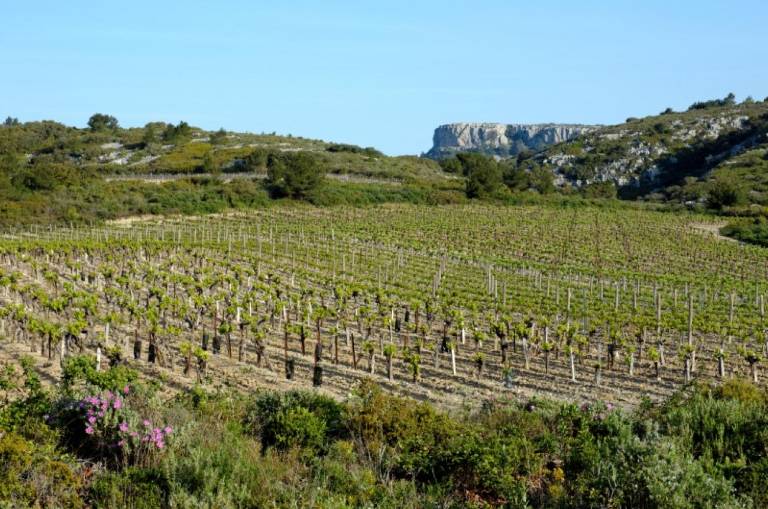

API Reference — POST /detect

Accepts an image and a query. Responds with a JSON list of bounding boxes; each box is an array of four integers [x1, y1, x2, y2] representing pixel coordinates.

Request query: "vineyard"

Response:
[[2, 204, 767, 409]]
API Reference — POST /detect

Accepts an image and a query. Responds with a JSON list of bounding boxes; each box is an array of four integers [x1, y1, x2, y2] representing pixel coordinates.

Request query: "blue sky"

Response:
[[2, 1, 766, 155]]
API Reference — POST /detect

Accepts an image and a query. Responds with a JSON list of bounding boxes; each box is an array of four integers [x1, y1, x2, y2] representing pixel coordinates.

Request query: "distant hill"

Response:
[[0, 118, 444, 182], [0, 116, 460, 226], [430, 95, 768, 208], [526, 95, 768, 199]]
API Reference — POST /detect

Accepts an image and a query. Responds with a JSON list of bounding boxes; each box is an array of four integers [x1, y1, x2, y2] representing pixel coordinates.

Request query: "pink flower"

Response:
[[156, 440, 165, 449], [122, 385, 130, 394], [117, 440, 126, 447], [113, 398, 122, 410], [163, 426, 173, 435], [87, 416, 97, 424], [85, 426, 94, 435], [143, 420, 151, 427], [119, 422, 129, 432]]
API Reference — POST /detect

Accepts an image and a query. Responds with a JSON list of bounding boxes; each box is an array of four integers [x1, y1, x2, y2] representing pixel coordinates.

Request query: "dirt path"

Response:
[[690, 222, 738, 243]]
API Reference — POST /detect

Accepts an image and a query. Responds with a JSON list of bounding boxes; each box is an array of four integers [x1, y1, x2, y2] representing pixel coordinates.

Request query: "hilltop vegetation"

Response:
[[0, 115, 441, 180], [0, 114, 460, 226]]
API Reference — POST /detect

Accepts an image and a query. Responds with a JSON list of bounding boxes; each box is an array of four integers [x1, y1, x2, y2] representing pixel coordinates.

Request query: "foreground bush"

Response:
[[0, 432, 82, 508], [1, 358, 767, 508]]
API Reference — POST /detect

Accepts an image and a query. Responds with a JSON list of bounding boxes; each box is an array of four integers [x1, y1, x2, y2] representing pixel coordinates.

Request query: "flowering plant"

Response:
[[580, 401, 617, 422], [75, 385, 172, 464]]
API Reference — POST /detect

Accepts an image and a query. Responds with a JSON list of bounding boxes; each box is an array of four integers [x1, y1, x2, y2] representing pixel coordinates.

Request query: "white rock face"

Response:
[[426, 122, 595, 158]]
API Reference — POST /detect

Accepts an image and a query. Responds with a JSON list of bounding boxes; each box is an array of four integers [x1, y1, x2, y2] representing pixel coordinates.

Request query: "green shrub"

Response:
[[162, 416, 302, 507], [61, 355, 138, 393], [0, 432, 83, 508], [714, 379, 767, 405], [244, 390, 345, 453], [0, 356, 51, 429], [346, 380, 533, 503], [708, 178, 746, 209], [89, 467, 168, 508], [266, 152, 324, 199], [273, 406, 327, 452], [326, 143, 383, 157], [642, 439, 742, 509], [721, 217, 768, 247]]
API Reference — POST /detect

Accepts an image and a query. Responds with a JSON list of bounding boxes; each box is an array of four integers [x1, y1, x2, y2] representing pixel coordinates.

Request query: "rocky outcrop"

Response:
[[425, 122, 595, 159]]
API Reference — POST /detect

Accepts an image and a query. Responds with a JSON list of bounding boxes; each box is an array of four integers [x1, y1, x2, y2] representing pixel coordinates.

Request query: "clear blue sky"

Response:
[[2, 1, 766, 155]]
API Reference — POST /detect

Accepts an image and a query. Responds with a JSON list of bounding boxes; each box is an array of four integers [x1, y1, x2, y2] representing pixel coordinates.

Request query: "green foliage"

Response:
[[582, 181, 617, 199], [721, 217, 768, 246], [0, 432, 83, 508], [150, 141, 212, 173], [326, 143, 383, 157], [202, 150, 218, 175], [243, 147, 270, 171], [89, 467, 168, 508], [208, 128, 227, 146], [87, 113, 119, 132], [244, 390, 345, 453], [530, 166, 556, 194], [3, 352, 768, 509], [266, 152, 324, 199], [713, 379, 767, 404], [141, 123, 160, 146], [641, 439, 740, 509], [347, 380, 534, 502], [303, 180, 465, 207], [162, 121, 192, 144], [437, 156, 462, 174], [707, 178, 746, 209], [688, 92, 737, 111], [0, 176, 272, 226], [0, 116, 459, 224], [502, 163, 532, 191], [0, 356, 51, 430], [457, 153, 503, 198], [61, 355, 138, 393], [643, 382, 768, 507]]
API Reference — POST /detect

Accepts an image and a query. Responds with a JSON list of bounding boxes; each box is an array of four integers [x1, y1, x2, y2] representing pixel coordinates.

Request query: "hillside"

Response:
[[428, 95, 768, 210], [0, 117, 461, 225], [0, 118, 443, 181], [516, 95, 768, 202]]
